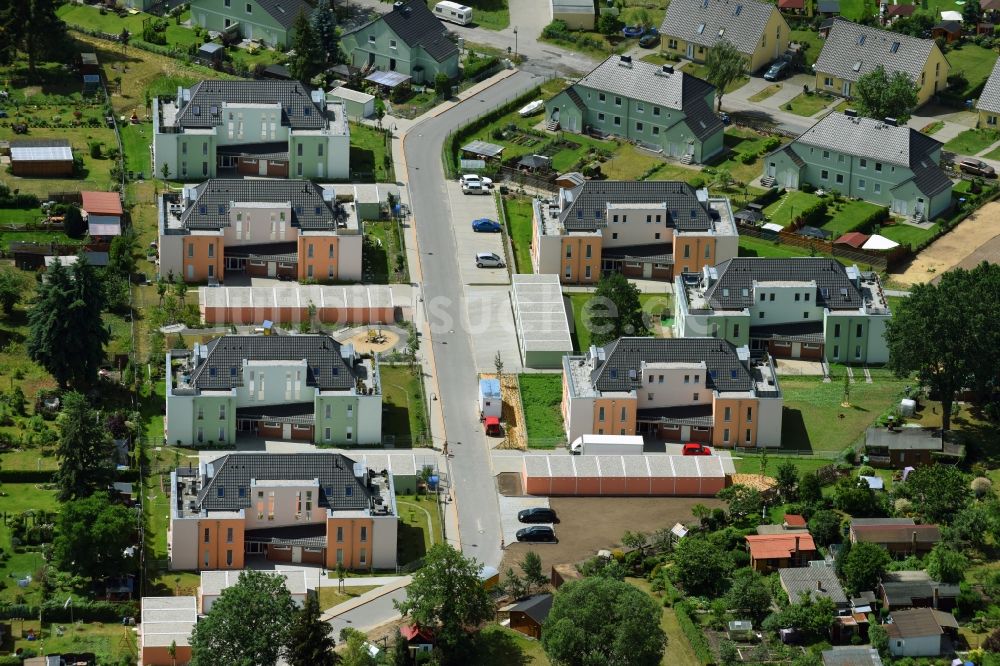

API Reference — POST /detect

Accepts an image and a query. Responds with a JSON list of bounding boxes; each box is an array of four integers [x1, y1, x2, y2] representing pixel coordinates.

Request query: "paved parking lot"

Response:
[[465, 286, 523, 373], [445, 181, 508, 285], [498, 494, 554, 546]]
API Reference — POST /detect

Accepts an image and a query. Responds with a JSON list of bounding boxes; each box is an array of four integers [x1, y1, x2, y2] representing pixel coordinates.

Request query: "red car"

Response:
[[682, 443, 712, 456]]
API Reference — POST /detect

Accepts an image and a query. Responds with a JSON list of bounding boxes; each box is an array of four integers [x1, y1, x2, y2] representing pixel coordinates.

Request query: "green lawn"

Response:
[[518, 373, 565, 448], [779, 369, 916, 453], [364, 220, 408, 283], [943, 128, 1000, 156], [878, 221, 940, 248], [983, 144, 1000, 160], [468, 624, 550, 665], [789, 29, 824, 67], [686, 62, 749, 93], [429, 0, 509, 30], [567, 293, 668, 352], [502, 195, 534, 274], [946, 42, 999, 99], [708, 127, 785, 186], [783, 91, 835, 117], [820, 200, 885, 236], [380, 365, 427, 447], [11, 620, 135, 663], [733, 454, 837, 475], [748, 84, 783, 103], [317, 585, 379, 610], [120, 122, 153, 178], [640, 53, 678, 67], [628, 578, 703, 666], [349, 122, 395, 182], [0, 126, 119, 198], [921, 121, 945, 136], [763, 190, 823, 228], [57, 3, 148, 33], [0, 483, 60, 606], [396, 494, 443, 565]]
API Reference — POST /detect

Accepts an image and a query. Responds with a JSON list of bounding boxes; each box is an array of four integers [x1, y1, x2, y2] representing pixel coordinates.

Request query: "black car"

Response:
[[517, 507, 557, 524], [516, 526, 557, 542]]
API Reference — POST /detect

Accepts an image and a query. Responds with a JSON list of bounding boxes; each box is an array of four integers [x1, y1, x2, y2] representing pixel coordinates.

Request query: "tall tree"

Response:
[[799, 472, 823, 505], [807, 510, 843, 547], [54, 392, 115, 501], [0, 0, 71, 78], [63, 204, 86, 238], [672, 535, 731, 596], [898, 464, 971, 524], [27, 256, 109, 389], [854, 65, 919, 122], [191, 570, 297, 666], [725, 569, 772, 625], [542, 576, 666, 666], [718, 484, 764, 524], [520, 550, 548, 595], [285, 593, 338, 666], [290, 10, 326, 83], [925, 544, 967, 584], [311, 0, 340, 64], [775, 460, 799, 501], [108, 229, 139, 277], [53, 493, 136, 579], [0, 267, 29, 315], [704, 40, 745, 111], [841, 542, 890, 594], [763, 595, 836, 642], [393, 544, 493, 656], [586, 273, 647, 346], [339, 628, 376, 666]]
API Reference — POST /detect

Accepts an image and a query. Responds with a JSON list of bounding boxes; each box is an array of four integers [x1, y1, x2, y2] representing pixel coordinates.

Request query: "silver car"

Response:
[[475, 252, 505, 268]]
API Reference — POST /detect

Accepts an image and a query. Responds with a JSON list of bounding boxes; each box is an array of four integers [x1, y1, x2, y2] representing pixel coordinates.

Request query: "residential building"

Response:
[[885, 608, 959, 657], [157, 179, 362, 284], [746, 532, 818, 572], [822, 647, 884, 666], [190, 0, 313, 49], [879, 571, 959, 611], [165, 333, 382, 447], [9, 139, 74, 177], [674, 257, 892, 364], [764, 111, 953, 219], [779, 565, 849, 609], [551, 0, 595, 30], [545, 55, 725, 163], [140, 596, 197, 666], [976, 58, 1000, 128], [659, 0, 789, 72], [340, 0, 460, 85], [500, 594, 554, 640], [169, 452, 397, 571], [200, 570, 308, 612], [153, 80, 350, 181], [561, 337, 783, 448], [531, 181, 739, 283], [814, 19, 949, 106], [864, 426, 963, 468], [848, 518, 941, 555]]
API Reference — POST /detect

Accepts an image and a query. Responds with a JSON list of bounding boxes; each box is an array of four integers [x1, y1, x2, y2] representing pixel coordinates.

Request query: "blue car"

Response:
[[472, 218, 502, 233], [622, 25, 644, 38]]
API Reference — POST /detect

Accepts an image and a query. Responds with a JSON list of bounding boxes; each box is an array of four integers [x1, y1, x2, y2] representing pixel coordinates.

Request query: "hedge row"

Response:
[[674, 601, 714, 665], [0, 600, 139, 622], [751, 187, 785, 208], [854, 205, 890, 234], [0, 468, 138, 483], [793, 199, 828, 228], [443, 85, 542, 177]]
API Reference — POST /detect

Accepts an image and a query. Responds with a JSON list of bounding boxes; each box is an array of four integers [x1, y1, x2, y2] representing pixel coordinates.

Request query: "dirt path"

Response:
[[891, 201, 1000, 286]]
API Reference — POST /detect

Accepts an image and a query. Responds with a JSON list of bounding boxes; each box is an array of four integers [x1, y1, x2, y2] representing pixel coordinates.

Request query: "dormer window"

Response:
[[192, 105, 201, 116], [199, 205, 207, 215], [218, 205, 225, 214], [315, 206, 322, 215], [304, 107, 311, 116]]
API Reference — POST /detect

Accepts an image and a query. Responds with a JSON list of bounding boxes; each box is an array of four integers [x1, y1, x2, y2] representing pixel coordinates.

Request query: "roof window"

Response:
[[734, 4, 742, 15], [718, 27, 725, 37], [697, 23, 706, 34], [852, 61, 862, 72], [857, 34, 866, 45], [192, 105, 201, 116], [890, 41, 900, 53]]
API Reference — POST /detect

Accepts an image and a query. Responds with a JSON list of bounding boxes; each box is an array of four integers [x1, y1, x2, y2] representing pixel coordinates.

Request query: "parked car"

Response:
[[460, 174, 493, 194], [959, 158, 996, 178], [763, 60, 790, 81], [472, 218, 502, 232], [518, 507, 557, 523], [475, 252, 505, 268], [638, 29, 660, 48], [682, 443, 712, 456], [516, 526, 557, 542]]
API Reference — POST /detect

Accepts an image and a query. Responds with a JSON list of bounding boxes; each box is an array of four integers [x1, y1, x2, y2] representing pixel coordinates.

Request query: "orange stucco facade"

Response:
[[325, 516, 375, 569], [182, 235, 224, 283], [196, 517, 246, 570], [711, 396, 760, 448], [673, 236, 716, 275], [297, 235, 342, 282], [592, 397, 637, 436], [560, 236, 602, 283]]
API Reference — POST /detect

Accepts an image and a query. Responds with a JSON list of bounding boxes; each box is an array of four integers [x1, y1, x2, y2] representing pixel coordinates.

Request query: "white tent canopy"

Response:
[[862, 234, 899, 250], [940, 10, 962, 20]]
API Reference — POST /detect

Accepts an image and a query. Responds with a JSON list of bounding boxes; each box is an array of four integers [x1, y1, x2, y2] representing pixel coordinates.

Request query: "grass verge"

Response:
[[380, 365, 427, 447], [518, 373, 564, 448]]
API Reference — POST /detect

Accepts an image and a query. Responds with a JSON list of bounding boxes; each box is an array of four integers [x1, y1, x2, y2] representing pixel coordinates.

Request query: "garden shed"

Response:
[[10, 139, 73, 177]]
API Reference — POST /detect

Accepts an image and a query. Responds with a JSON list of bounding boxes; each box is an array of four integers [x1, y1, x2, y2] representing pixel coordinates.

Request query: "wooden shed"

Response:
[[551, 563, 582, 588], [500, 594, 553, 640], [9, 139, 74, 177]]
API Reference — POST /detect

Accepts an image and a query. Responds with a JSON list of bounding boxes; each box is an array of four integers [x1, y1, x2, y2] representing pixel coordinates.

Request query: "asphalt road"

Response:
[[327, 586, 408, 636], [403, 70, 545, 570]]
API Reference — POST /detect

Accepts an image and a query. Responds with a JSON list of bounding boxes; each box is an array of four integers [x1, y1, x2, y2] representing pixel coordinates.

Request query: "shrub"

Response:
[[687, 175, 706, 189], [674, 602, 713, 665], [89, 141, 103, 159], [971, 477, 992, 498]]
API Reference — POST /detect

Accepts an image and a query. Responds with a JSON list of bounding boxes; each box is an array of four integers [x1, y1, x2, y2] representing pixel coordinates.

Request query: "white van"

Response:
[[434, 1, 473, 25]]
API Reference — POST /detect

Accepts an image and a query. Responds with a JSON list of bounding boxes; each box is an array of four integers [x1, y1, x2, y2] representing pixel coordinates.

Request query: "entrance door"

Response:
[[791, 342, 802, 358], [842, 81, 851, 97], [259, 160, 268, 176], [642, 263, 653, 279], [282, 423, 292, 439], [292, 547, 302, 564], [915, 198, 925, 215], [766, 162, 776, 178], [246, 24, 252, 39], [187, 265, 194, 280], [686, 43, 694, 59], [681, 425, 691, 440], [785, 171, 798, 189], [317, 162, 324, 179], [267, 262, 277, 277]]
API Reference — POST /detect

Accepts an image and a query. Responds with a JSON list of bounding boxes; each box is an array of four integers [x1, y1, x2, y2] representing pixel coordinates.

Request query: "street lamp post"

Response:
[[513, 27, 518, 62]]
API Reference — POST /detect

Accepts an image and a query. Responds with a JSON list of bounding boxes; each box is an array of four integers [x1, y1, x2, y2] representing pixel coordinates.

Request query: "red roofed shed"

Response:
[[834, 232, 870, 249]]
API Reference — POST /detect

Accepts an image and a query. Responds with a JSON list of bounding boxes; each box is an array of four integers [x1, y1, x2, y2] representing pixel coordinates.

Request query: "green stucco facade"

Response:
[[314, 394, 361, 445], [340, 21, 459, 84], [189, 395, 237, 447], [190, 0, 298, 48]]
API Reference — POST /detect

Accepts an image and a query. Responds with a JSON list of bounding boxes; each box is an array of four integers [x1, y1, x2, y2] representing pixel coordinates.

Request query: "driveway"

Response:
[[445, 181, 509, 285], [498, 495, 553, 546]]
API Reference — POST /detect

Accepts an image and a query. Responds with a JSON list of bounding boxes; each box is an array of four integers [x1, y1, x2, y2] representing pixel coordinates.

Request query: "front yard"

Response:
[[501, 195, 534, 274], [943, 127, 1000, 156], [350, 123, 395, 183], [518, 373, 565, 449], [380, 365, 428, 447], [396, 493, 444, 565], [783, 91, 836, 117]]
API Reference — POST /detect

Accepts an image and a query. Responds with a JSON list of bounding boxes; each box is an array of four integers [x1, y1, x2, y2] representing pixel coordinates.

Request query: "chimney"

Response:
[[884, 117, 898, 126], [663, 64, 674, 75], [619, 55, 633, 67], [816, 579, 824, 592], [933, 585, 939, 609], [844, 109, 857, 117]]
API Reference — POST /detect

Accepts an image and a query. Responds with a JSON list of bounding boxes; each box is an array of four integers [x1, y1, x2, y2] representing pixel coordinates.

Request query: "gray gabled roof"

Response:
[[865, 427, 942, 451], [559, 181, 716, 232], [897, 159, 954, 198], [507, 594, 554, 624], [189, 334, 356, 391], [815, 18, 938, 84], [701, 257, 863, 310], [780, 566, 849, 606], [660, 0, 779, 56], [791, 112, 943, 168], [255, 0, 314, 30], [174, 80, 326, 130], [180, 179, 349, 231], [352, 0, 458, 63], [978, 57, 1000, 114], [591, 337, 755, 393], [197, 453, 372, 512], [573, 55, 718, 114]]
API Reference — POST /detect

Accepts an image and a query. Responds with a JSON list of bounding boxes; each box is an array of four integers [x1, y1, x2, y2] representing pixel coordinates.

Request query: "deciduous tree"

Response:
[[705, 40, 745, 111], [54, 392, 115, 501], [672, 535, 731, 596], [53, 493, 136, 580], [0, 267, 29, 315], [841, 542, 890, 594], [897, 464, 970, 523], [854, 65, 919, 122], [285, 593, 338, 666], [718, 484, 763, 524], [763, 594, 836, 642], [393, 544, 493, 655], [542, 576, 666, 666], [191, 570, 297, 666], [725, 569, 772, 625], [586, 273, 647, 346], [799, 472, 823, 505], [926, 544, 967, 584], [807, 510, 842, 547], [775, 460, 799, 501]]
